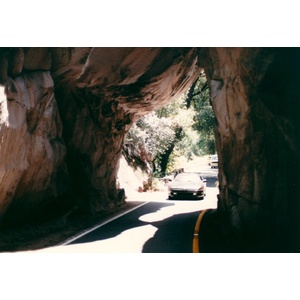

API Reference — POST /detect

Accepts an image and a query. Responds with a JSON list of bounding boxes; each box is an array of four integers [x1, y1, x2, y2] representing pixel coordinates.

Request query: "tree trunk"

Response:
[[159, 127, 183, 176]]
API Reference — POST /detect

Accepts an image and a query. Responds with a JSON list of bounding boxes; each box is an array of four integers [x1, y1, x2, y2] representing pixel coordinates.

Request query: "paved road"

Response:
[[33, 162, 218, 253], [37, 186, 217, 253], [70, 201, 203, 253]]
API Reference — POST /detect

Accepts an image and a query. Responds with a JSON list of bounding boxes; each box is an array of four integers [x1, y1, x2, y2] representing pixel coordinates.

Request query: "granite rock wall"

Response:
[[0, 47, 201, 226], [201, 48, 300, 251]]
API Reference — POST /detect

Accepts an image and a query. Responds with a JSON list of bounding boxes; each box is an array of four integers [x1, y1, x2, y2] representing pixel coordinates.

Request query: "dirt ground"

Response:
[[0, 200, 141, 253]]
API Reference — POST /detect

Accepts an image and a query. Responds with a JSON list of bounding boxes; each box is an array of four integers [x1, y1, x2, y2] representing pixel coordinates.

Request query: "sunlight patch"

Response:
[[139, 201, 207, 223], [0, 86, 8, 125], [34, 224, 158, 253]]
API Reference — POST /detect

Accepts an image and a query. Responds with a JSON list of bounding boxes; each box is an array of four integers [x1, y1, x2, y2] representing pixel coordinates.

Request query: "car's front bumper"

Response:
[[169, 189, 204, 199]]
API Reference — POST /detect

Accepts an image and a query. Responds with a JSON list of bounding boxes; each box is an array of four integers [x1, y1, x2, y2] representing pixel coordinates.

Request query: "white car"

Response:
[[210, 154, 218, 168]]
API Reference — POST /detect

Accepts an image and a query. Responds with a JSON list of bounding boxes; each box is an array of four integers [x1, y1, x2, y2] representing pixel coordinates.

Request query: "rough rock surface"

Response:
[[0, 47, 201, 228], [0, 68, 67, 226], [200, 48, 300, 251]]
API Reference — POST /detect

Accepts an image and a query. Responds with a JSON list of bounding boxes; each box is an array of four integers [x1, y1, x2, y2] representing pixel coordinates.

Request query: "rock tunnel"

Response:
[[0, 47, 299, 252]]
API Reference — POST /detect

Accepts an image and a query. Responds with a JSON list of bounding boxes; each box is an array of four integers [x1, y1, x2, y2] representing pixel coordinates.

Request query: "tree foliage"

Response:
[[190, 72, 216, 155], [124, 72, 216, 177]]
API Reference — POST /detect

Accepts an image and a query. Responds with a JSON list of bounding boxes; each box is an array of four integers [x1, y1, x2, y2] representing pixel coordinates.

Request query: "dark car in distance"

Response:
[[168, 173, 206, 200]]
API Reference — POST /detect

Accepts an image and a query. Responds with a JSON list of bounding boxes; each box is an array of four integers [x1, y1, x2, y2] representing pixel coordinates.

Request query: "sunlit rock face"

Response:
[[0, 48, 67, 226], [201, 48, 300, 251], [0, 47, 201, 226]]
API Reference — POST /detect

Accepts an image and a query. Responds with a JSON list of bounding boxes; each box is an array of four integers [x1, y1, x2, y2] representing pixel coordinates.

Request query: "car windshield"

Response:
[[174, 174, 200, 183], [211, 155, 218, 160]]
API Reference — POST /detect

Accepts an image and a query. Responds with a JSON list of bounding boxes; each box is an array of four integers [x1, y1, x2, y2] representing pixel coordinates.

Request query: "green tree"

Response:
[[124, 72, 216, 178], [188, 72, 216, 154], [124, 112, 176, 176], [154, 94, 197, 175]]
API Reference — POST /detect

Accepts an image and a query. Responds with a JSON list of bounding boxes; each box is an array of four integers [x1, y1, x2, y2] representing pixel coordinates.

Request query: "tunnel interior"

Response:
[[0, 47, 299, 252]]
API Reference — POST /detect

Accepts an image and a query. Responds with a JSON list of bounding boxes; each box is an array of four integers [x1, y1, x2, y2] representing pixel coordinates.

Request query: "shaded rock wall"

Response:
[[201, 48, 300, 251]]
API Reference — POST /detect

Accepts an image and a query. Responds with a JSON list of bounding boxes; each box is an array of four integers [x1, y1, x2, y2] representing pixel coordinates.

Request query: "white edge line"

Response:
[[58, 201, 149, 246]]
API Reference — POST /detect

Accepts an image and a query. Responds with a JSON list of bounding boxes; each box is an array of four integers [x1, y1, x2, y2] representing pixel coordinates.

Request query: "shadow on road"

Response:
[[142, 210, 200, 253], [69, 201, 175, 246], [67, 199, 205, 253], [204, 176, 218, 188]]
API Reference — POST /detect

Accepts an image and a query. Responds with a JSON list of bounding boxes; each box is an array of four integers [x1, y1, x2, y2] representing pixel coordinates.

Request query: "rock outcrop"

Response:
[[200, 47, 300, 251], [0, 47, 201, 226], [0, 48, 68, 226]]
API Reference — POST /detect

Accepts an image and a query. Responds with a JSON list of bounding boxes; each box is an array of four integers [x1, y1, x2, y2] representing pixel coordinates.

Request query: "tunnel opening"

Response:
[[122, 71, 216, 182], [120, 48, 300, 252]]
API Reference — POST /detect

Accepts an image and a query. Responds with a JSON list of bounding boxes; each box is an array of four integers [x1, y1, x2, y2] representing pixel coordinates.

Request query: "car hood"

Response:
[[169, 182, 203, 190]]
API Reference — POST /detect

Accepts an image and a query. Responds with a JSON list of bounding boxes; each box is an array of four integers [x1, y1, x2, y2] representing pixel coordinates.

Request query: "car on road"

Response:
[[209, 154, 218, 168], [168, 172, 206, 200]]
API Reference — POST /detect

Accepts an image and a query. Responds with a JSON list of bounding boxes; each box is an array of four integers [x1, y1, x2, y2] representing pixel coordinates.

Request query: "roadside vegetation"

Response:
[[123, 72, 215, 181]]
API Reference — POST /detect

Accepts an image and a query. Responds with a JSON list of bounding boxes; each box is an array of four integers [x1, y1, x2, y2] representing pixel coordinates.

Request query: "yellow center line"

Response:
[[192, 209, 207, 253]]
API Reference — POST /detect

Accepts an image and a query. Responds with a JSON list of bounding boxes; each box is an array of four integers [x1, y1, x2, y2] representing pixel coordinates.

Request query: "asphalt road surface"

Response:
[[35, 165, 218, 253]]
